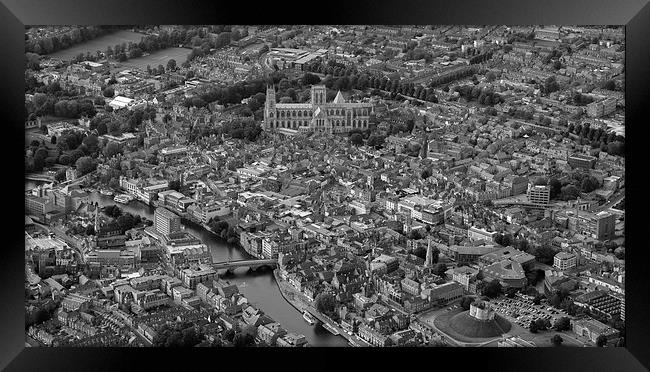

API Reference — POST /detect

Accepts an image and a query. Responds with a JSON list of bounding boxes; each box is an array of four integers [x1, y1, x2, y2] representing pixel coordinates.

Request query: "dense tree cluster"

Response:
[[303, 60, 438, 102], [207, 217, 239, 244], [25, 26, 116, 55], [100, 26, 236, 65], [572, 92, 595, 106], [25, 299, 59, 328], [460, 296, 475, 311], [532, 245, 557, 265], [468, 51, 493, 65], [567, 122, 624, 156], [551, 334, 564, 346], [481, 279, 503, 299], [184, 78, 267, 108], [453, 85, 504, 106], [403, 48, 435, 63], [75, 156, 97, 176], [428, 65, 480, 88], [314, 292, 337, 317], [596, 334, 609, 347], [152, 321, 204, 347], [553, 316, 572, 332], [101, 205, 142, 233], [26, 84, 98, 120]]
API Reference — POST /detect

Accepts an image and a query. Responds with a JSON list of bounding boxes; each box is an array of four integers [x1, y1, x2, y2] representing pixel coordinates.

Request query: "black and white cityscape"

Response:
[[24, 25, 625, 348]]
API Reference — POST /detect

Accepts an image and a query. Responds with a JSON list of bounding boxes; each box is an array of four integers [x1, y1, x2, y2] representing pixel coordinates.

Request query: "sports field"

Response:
[[117, 48, 192, 70], [49, 30, 146, 60]]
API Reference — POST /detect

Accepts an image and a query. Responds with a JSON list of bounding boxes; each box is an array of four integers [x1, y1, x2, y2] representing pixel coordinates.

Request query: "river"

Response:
[[80, 188, 348, 347], [26, 178, 348, 346]]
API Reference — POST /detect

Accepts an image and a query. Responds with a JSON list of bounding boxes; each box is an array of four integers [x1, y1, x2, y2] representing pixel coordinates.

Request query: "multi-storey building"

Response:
[[554, 252, 577, 270], [467, 226, 498, 243], [575, 290, 622, 318], [527, 184, 551, 206], [179, 264, 217, 290], [154, 207, 181, 237], [568, 210, 616, 240], [568, 154, 597, 169]]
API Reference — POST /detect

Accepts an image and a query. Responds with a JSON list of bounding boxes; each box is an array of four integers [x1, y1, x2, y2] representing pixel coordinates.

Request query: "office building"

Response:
[[554, 252, 577, 270], [154, 207, 181, 236], [527, 184, 551, 206]]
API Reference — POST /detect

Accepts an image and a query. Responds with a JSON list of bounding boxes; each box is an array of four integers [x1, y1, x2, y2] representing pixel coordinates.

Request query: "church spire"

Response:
[[425, 239, 433, 268]]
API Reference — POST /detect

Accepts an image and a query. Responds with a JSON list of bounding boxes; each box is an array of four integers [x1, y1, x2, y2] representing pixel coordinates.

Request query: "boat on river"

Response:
[[99, 188, 114, 196], [322, 322, 340, 335], [303, 311, 316, 325], [113, 194, 133, 204]]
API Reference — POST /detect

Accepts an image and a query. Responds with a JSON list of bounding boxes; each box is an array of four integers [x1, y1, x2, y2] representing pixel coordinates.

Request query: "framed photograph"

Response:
[[3, 0, 649, 371]]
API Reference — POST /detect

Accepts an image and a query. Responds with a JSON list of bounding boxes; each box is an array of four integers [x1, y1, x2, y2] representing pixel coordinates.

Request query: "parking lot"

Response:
[[488, 294, 569, 329]]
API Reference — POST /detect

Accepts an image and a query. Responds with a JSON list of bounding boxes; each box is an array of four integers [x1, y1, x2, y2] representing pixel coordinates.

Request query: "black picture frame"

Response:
[[3, 0, 649, 371]]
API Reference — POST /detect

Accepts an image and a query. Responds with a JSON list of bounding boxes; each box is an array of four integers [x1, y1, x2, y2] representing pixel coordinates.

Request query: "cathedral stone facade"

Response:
[[263, 84, 373, 134]]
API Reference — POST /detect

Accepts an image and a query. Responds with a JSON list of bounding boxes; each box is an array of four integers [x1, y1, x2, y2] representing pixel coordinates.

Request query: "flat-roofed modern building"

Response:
[[154, 207, 181, 237], [554, 251, 577, 270], [468, 226, 498, 243], [527, 184, 550, 206], [568, 153, 597, 169]]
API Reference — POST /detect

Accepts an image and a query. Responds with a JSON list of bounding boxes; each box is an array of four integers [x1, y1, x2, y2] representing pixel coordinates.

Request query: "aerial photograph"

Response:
[[24, 25, 625, 347]]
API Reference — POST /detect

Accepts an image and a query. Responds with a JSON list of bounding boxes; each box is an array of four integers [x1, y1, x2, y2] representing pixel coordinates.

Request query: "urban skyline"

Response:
[[25, 24, 625, 348]]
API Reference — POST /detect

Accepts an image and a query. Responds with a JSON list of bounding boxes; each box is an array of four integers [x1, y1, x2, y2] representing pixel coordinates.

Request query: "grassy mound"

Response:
[[448, 311, 512, 339]]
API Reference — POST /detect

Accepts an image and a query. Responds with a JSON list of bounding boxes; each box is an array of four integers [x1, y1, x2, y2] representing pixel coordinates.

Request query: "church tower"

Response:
[[94, 202, 101, 236], [311, 85, 327, 106], [264, 85, 276, 130]]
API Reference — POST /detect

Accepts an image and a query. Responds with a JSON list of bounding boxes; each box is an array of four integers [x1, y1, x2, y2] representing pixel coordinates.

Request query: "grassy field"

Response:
[[116, 47, 192, 71], [49, 30, 146, 60]]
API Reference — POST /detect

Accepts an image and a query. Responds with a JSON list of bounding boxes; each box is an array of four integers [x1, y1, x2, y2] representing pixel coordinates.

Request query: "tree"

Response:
[[551, 334, 564, 346], [233, 332, 255, 347], [595, 334, 608, 347], [482, 279, 503, 299], [560, 184, 579, 200], [314, 292, 337, 316], [116, 213, 136, 232], [529, 321, 539, 333], [607, 141, 624, 156], [103, 142, 122, 158], [302, 72, 321, 86], [103, 86, 115, 98], [549, 178, 562, 199], [58, 154, 72, 166], [50, 135, 57, 144], [350, 133, 363, 146], [534, 245, 557, 265], [75, 156, 96, 176], [366, 134, 385, 149], [169, 180, 181, 192], [97, 122, 108, 136], [554, 317, 571, 332], [581, 176, 600, 193], [544, 76, 560, 94], [432, 263, 448, 277], [167, 59, 177, 71], [535, 318, 551, 331], [460, 296, 475, 311], [82, 135, 99, 154], [54, 169, 67, 182]]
